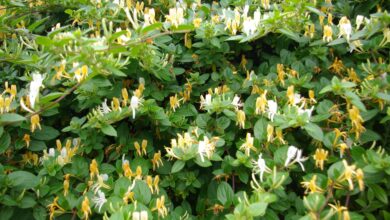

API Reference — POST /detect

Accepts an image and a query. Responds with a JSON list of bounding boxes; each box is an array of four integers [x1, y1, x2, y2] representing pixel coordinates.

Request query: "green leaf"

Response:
[[254, 117, 267, 141], [249, 202, 268, 216], [303, 123, 323, 141], [171, 160, 185, 173], [8, 171, 39, 189], [40, 92, 64, 105], [370, 184, 388, 204], [141, 22, 163, 34], [28, 17, 49, 32], [0, 113, 26, 124], [133, 180, 152, 204], [101, 125, 117, 137], [278, 28, 307, 43], [217, 182, 234, 206], [33, 206, 47, 220], [0, 132, 11, 153]]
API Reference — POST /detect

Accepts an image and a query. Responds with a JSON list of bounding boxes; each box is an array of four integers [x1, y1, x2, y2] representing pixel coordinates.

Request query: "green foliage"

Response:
[[0, 0, 390, 219]]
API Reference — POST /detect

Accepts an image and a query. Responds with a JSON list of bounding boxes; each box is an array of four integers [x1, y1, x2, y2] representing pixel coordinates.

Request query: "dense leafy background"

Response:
[[0, 0, 390, 219]]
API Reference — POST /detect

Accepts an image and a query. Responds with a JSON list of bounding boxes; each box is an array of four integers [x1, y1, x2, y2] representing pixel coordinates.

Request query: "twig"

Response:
[[27, 82, 81, 118], [318, 182, 334, 213]]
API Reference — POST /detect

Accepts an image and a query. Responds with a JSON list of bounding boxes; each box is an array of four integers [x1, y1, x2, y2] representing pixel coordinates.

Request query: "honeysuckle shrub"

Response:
[[0, 0, 390, 219]]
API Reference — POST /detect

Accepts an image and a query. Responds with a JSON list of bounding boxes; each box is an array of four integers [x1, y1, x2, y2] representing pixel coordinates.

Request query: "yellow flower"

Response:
[[339, 160, 356, 190], [313, 148, 328, 170], [347, 68, 360, 83], [21, 151, 39, 166], [170, 94, 181, 112], [323, 25, 333, 42], [328, 57, 345, 76], [277, 64, 285, 86], [286, 86, 295, 105], [337, 142, 348, 158], [193, 18, 202, 28], [304, 24, 315, 38], [348, 105, 365, 139], [301, 175, 324, 194], [355, 168, 364, 191], [146, 175, 154, 193], [236, 110, 246, 129], [275, 128, 286, 144], [122, 160, 134, 178], [329, 201, 348, 219], [308, 90, 317, 104], [47, 196, 65, 220], [23, 134, 31, 148], [151, 150, 163, 170], [255, 90, 267, 114], [154, 195, 168, 217], [135, 166, 143, 179], [89, 159, 99, 180], [30, 114, 42, 132], [134, 141, 142, 156], [63, 174, 70, 196], [240, 133, 256, 156], [261, 0, 270, 9], [327, 13, 333, 25], [154, 175, 160, 194], [165, 7, 184, 28], [81, 196, 91, 220]]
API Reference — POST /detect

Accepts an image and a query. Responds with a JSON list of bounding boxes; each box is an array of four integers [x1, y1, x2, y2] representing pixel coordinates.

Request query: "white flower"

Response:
[[253, 8, 261, 25], [355, 15, 364, 30], [99, 99, 112, 115], [29, 72, 44, 108], [100, 173, 109, 181], [242, 18, 257, 36], [48, 148, 56, 157], [285, 145, 307, 171], [198, 140, 207, 162], [130, 95, 141, 119], [267, 100, 277, 121], [132, 210, 148, 220], [200, 94, 212, 109], [93, 190, 107, 212], [231, 95, 243, 110], [60, 148, 67, 158], [298, 104, 314, 121], [293, 93, 302, 105], [252, 154, 271, 182]]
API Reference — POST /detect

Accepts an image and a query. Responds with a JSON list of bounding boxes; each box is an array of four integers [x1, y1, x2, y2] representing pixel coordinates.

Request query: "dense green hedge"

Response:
[[0, 0, 390, 219]]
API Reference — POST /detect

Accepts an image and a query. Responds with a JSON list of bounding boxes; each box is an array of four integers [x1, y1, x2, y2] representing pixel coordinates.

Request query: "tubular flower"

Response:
[[198, 136, 216, 162], [193, 18, 202, 28], [130, 95, 142, 119], [355, 168, 364, 191], [121, 88, 129, 106], [337, 142, 349, 158], [111, 97, 121, 111], [30, 114, 42, 132], [146, 175, 154, 193], [251, 154, 271, 182], [153, 175, 160, 194], [165, 7, 184, 28], [81, 196, 91, 220], [134, 140, 147, 156], [339, 160, 356, 190], [277, 64, 285, 86], [89, 159, 99, 180], [151, 150, 163, 170], [267, 100, 277, 121], [132, 211, 148, 220], [338, 16, 352, 41], [170, 94, 181, 112], [122, 159, 133, 178], [200, 93, 212, 110], [91, 174, 110, 194], [154, 195, 168, 218], [329, 57, 345, 76], [255, 90, 267, 114], [301, 175, 324, 194], [92, 190, 107, 212], [348, 105, 365, 139], [275, 128, 286, 144], [231, 95, 243, 110], [266, 124, 274, 143], [240, 133, 256, 156], [47, 196, 65, 220], [323, 25, 333, 42], [287, 86, 297, 105], [308, 90, 317, 104], [236, 110, 246, 129], [29, 72, 44, 108], [63, 174, 70, 196], [135, 166, 143, 179], [285, 145, 307, 171], [313, 148, 328, 170], [23, 134, 31, 147]]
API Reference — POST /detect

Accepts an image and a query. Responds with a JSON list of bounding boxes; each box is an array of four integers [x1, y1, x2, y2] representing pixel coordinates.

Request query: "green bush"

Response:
[[0, 0, 390, 219]]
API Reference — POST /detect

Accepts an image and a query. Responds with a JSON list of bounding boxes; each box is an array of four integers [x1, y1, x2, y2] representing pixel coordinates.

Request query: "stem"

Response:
[[318, 182, 334, 213]]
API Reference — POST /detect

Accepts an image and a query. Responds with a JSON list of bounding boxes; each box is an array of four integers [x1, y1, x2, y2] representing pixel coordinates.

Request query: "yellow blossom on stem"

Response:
[[329, 201, 348, 219], [239, 133, 256, 156], [63, 174, 70, 196], [193, 18, 202, 28], [275, 128, 286, 144], [153, 175, 160, 194], [267, 124, 274, 143], [47, 196, 65, 220], [287, 86, 295, 105], [146, 175, 154, 193], [255, 90, 267, 114], [236, 110, 246, 129], [134, 141, 142, 156], [308, 90, 316, 104], [30, 114, 41, 132], [154, 195, 168, 218], [313, 148, 328, 170], [356, 168, 364, 191], [329, 57, 344, 76], [151, 150, 163, 170], [123, 160, 133, 178], [339, 160, 356, 190], [81, 196, 91, 220], [122, 88, 129, 106], [112, 97, 121, 111], [323, 25, 333, 42], [89, 159, 99, 180], [301, 175, 324, 194], [337, 142, 348, 158], [135, 166, 142, 179], [170, 94, 181, 112], [277, 64, 285, 86], [348, 105, 365, 139]]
